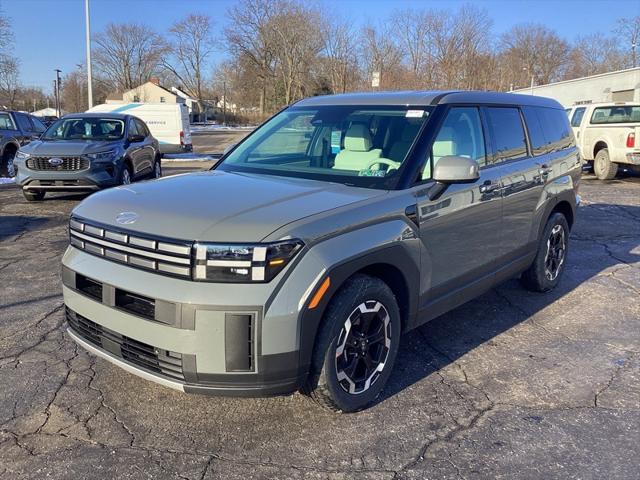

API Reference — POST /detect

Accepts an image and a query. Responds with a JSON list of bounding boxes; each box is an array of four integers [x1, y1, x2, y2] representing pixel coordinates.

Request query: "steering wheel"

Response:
[[367, 159, 401, 171]]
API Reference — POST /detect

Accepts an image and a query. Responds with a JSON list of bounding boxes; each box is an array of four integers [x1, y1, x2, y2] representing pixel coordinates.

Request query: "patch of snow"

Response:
[[190, 124, 255, 133], [163, 153, 219, 162], [0, 177, 15, 184]]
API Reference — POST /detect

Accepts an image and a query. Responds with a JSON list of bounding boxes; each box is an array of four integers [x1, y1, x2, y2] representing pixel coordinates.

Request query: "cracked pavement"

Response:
[[1, 172, 639, 479]]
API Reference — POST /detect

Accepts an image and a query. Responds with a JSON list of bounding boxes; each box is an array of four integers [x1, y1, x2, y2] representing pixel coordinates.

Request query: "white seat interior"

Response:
[[334, 124, 382, 171]]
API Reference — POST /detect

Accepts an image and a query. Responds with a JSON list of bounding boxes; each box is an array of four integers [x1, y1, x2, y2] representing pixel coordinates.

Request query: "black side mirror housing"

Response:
[[128, 134, 145, 143]]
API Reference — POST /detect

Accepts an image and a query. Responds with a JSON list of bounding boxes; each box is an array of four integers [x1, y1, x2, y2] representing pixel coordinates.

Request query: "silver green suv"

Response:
[[62, 91, 581, 412]]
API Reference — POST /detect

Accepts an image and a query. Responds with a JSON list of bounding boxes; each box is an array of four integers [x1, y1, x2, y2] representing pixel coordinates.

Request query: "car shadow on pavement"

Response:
[[377, 201, 640, 406], [0, 215, 53, 241]]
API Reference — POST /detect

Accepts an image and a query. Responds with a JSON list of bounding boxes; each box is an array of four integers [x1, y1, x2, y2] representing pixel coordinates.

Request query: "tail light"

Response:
[[627, 132, 635, 148], [180, 130, 184, 146]]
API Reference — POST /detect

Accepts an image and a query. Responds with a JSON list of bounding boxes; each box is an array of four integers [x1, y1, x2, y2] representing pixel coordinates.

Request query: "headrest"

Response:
[[344, 124, 373, 152]]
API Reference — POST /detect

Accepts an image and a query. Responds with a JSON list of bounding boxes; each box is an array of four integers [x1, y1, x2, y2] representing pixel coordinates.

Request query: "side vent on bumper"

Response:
[[224, 313, 254, 372]]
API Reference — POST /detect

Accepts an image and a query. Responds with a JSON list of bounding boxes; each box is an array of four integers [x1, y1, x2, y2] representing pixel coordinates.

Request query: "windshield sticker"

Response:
[[406, 109, 425, 118], [331, 130, 341, 154], [359, 169, 386, 177]]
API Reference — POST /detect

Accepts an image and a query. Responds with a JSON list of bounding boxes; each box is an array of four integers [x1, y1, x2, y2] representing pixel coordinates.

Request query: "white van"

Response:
[[88, 103, 192, 154]]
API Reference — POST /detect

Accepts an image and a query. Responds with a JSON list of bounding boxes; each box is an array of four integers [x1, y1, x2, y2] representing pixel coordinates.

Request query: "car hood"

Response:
[[21, 139, 119, 156], [72, 171, 387, 242]]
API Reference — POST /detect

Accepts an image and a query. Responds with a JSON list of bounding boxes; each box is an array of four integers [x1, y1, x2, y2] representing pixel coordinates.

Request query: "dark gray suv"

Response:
[[62, 91, 581, 412], [14, 113, 161, 201]]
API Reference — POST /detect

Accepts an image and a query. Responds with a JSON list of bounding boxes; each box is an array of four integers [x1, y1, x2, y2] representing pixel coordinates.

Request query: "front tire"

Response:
[[594, 148, 617, 180], [302, 274, 401, 412], [521, 212, 569, 292], [119, 163, 132, 185], [23, 189, 45, 201], [152, 157, 162, 179], [1, 148, 16, 177]]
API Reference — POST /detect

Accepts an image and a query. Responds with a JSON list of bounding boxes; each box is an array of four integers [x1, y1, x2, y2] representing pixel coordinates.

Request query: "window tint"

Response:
[[522, 107, 547, 156], [134, 119, 149, 137], [537, 107, 574, 152], [30, 115, 46, 133], [424, 107, 485, 179], [590, 106, 640, 124], [486, 107, 527, 162], [0, 112, 16, 130], [128, 119, 140, 137], [15, 113, 32, 132], [570, 107, 586, 127]]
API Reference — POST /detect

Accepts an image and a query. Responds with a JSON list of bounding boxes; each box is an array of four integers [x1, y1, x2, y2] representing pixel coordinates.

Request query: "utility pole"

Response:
[[223, 80, 227, 126], [633, 42, 637, 68], [85, 0, 93, 108], [55, 69, 62, 117]]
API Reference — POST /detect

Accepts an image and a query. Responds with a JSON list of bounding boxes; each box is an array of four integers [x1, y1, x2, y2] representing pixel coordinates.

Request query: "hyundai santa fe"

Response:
[[62, 91, 581, 412]]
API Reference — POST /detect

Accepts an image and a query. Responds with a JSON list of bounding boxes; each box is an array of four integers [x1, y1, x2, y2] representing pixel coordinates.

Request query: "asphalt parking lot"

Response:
[[0, 170, 639, 479]]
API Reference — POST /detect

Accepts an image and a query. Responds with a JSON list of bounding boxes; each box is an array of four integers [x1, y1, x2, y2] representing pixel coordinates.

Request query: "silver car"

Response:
[[62, 91, 581, 412]]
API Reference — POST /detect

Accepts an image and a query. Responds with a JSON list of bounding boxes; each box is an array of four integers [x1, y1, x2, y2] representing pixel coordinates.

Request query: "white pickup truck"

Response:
[[566, 102, 640, 180]]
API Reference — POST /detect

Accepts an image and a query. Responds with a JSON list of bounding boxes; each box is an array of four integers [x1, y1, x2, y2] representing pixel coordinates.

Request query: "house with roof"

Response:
[[106, 78, 186, 106]]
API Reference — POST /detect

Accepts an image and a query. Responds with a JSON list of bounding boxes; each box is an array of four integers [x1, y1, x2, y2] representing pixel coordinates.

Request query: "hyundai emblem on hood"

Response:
[[116, 212, 139, 225], [48, 157, 64, 166]]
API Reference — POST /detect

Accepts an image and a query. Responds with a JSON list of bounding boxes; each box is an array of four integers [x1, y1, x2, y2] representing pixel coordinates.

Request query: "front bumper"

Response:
[[15, 159, 122, 191], [61, 244, 326, 396]]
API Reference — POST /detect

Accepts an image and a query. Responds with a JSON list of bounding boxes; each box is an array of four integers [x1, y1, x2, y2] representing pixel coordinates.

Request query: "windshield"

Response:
[[42, 117, 125, 141], [217, 105, 432, 188]]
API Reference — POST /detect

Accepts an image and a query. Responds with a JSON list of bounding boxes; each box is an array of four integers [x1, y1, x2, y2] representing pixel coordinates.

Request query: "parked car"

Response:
[[567, 102, 640, 180], [87, 102, 193, 154], [62, 91, 581, 412], [0, 110, 47, 177], [39, 115, 59, 127], [13, 113, 161, 201]]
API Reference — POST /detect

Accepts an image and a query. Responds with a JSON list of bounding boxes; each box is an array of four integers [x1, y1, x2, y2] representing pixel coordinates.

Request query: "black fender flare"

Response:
[[296, 243, 419, 380]]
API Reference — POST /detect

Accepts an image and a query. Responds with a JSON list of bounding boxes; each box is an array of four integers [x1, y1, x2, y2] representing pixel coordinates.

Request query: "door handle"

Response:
[[538, 164, 552, 177], [479, 180, 502, 194]]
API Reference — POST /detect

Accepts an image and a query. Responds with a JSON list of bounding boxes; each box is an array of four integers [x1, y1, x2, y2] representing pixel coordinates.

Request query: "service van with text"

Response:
[[88, 103, 192, 154]]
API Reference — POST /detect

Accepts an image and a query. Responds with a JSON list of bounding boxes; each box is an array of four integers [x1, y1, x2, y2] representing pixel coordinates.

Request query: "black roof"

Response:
[[295, 90, 562, 109]]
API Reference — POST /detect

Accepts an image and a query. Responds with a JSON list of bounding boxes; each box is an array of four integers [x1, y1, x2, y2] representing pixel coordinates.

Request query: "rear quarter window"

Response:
[[523, 107, 574, 155]]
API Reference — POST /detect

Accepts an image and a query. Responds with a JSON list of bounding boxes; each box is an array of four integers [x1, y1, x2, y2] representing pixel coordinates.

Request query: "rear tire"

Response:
[[152, 157, 162, 179], [593, 148, 617, 180], [302, 274, 401, 413], [23, 189, 45, 201], [521, 212, 569, 292]]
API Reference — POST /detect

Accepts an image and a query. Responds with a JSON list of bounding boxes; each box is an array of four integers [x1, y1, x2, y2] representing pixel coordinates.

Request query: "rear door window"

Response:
[[570, 107, 586, 127], [14, 112, 33, 133], [134, 119, 149, 137], [29, 115, 47, 134], [485, 107, 528, 162], [590, 106, 640, 124]]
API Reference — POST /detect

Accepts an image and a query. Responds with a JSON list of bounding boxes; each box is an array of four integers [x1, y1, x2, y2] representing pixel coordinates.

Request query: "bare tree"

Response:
[[0, 7, 19, 108], [319, 17, 359, 93], [163, 14, 217, 111], [226, 0, 278, 114], [360, 22, 405, 89], [565, 33, 626, 79], [61, 68, 88, 113], [615, 16, 640, 68], [93, 23, 169, 91], [500, 23, 570, 87]]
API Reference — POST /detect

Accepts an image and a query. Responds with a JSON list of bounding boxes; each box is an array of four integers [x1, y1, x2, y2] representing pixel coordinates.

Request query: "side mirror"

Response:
[[429, 156, 480, 200], [128, 134, 145, 143]]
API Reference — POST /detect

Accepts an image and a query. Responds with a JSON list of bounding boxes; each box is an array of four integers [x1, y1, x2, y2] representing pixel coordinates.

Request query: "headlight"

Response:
[[193, 239, 304, 282], [86, 149, 119, 161], [15, 151, 30, 160]]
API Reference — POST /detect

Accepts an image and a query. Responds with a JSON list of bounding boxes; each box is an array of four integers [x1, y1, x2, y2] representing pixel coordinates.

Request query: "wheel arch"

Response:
[[593, 140, 608, 159], [297, 244, 419, 380]]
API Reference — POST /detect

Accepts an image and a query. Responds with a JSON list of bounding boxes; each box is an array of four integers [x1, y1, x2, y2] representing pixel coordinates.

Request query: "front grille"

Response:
[[67, 307, 185, 381], [27, 156, 89, 171], [69, 217, 193, 279]]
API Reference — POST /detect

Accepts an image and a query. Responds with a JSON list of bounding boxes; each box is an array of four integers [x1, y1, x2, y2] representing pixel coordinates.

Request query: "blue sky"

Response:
[[4, 0, 639, 91]]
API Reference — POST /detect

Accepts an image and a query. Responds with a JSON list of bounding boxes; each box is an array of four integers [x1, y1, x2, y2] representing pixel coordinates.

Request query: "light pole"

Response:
[[54, 69, 62, 117], [523, 66, 534, 95], [222, 80, 227, 126], [633, 42, 637, 69], [85, 0, 93, 108]]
